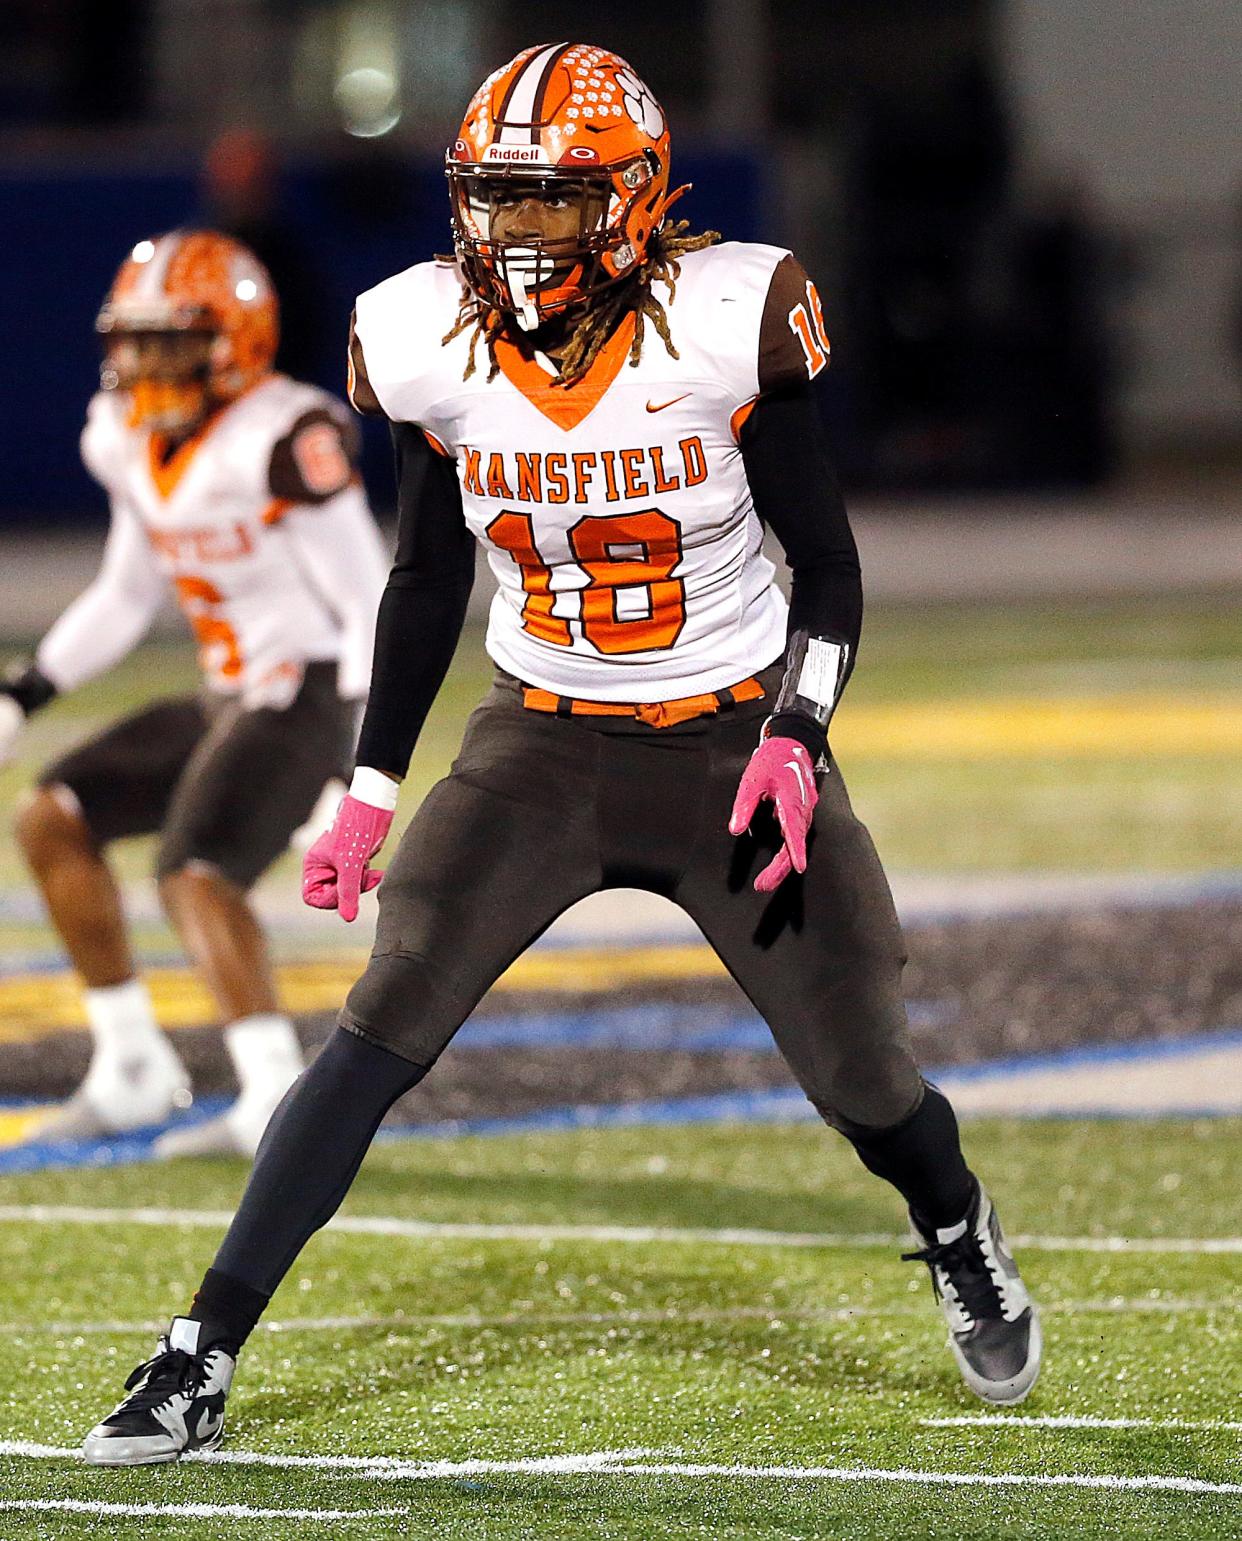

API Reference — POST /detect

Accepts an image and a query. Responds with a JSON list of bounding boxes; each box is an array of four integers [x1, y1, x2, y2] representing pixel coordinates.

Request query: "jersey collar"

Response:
[[491, 313, 637, 433], [145, 378, 267, 500]]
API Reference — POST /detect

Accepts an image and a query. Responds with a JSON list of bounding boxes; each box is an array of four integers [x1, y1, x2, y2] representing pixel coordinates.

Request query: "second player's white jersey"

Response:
[[354, 242, 829, 702], [40, 374, 389, 706]]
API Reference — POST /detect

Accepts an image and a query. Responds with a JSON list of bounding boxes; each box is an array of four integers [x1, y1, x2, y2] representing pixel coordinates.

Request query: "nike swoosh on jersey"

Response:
[[645, 394, 691, 413]]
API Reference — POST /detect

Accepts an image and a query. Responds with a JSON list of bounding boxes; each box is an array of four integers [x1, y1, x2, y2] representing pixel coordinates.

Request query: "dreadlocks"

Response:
[[440, 220, 720, 388]]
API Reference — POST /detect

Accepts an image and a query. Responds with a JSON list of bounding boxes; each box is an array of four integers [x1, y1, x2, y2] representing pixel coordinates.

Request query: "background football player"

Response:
[[0, 230, 388, 1158], [81, 49, 1039, 1466]]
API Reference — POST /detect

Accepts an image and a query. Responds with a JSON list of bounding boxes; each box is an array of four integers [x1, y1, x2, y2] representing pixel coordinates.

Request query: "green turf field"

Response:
[[0, 1119, 1237, 1537], [0, 593, 1238, 1534]]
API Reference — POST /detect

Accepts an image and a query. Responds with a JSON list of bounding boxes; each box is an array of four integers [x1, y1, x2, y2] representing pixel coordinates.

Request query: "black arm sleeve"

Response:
[[353, 424, 475, 778], [738, 385, 862, 758]]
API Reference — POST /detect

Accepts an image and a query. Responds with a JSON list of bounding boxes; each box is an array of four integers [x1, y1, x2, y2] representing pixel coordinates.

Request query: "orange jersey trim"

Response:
[[423, 428, 453, 458], [493, 314, 638, 433], [145, 382, 265, 500], [730, 396, 758, 443], [261, 497, 295, 526], [522, 674, 764, 729], [147, 421, 215, 500]]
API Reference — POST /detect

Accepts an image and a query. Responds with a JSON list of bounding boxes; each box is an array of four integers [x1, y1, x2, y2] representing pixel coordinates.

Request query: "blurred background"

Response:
[[0, 0, 1240, 1140], [0, 0, 1239, 521]]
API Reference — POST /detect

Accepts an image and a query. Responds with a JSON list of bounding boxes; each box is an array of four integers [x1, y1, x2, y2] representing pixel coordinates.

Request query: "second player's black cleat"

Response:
[[82, 1316, 235, 1465], [903, 1182, 1042, 1405]]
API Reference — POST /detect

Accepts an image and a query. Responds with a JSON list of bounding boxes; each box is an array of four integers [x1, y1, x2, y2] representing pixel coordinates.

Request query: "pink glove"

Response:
[[302, 792, 393, 923], [728, 737, 818, 894]]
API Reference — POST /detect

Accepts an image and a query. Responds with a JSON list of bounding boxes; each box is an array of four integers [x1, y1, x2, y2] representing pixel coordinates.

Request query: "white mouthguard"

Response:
[[505, 246, 544, 331]]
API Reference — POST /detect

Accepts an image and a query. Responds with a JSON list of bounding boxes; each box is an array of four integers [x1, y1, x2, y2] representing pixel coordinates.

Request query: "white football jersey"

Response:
[[63, 374, 388, 704], [353, 241, 830, 702]]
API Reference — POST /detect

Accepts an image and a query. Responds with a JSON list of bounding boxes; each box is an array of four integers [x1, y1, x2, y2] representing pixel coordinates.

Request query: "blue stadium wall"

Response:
[[0, 151, 765, 526]]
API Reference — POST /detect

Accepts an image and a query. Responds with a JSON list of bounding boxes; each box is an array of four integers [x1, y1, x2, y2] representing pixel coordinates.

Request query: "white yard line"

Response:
[[0, 1497, 401, 1521], [6, 1296, 1238, 1338], [193, 1446, 657, 1478], [0, 1441, 655, 1480], [0, 1441, 1239, 1498], [924, 1415, 1242, 1435], [599, 1462, 1242, 1495], [0, 1203, 1239, 1255]]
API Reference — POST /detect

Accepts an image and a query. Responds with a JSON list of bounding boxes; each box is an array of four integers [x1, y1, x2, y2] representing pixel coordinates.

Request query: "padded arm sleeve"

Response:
[[280, 484, 390, 701], [739, 385, 861, 758], [353, 425, 475, 777], [36, 501, 167, 692]]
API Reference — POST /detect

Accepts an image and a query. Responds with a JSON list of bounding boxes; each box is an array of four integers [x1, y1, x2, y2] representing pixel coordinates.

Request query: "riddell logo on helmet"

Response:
[[482, 144, 544, 164]]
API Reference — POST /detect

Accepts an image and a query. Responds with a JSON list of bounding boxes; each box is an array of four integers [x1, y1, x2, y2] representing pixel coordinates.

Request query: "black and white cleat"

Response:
[[82, 1316, 235, 1465], [904, 1183, 1042, 1405]]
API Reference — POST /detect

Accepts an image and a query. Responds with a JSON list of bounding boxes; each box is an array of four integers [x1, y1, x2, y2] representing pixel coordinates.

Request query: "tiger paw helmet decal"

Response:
[[616, 69, 665, 138]]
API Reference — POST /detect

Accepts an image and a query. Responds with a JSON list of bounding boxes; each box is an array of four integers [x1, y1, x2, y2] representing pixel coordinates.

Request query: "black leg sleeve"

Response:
[[834, 1081, 976, 1230], [192, 1028, 430, 1342]]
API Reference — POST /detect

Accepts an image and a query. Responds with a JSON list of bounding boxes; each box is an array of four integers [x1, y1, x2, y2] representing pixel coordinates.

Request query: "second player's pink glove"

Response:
[[728, 737, 819, 893], [301, 773, 396, 923]]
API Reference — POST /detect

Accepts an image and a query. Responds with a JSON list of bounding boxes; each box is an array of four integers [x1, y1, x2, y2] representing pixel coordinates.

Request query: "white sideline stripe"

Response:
[[0, 1441, 655, 1479], [0, 1498, 400, 1521], [0, 1204, 1239, 1255], [924, 1415, 1242, 1435], [602, 1463, 1242, 1495], [7, 1296, 1238, 1338], [191, 1446, 655, 1477], [1, 1441, 1239, 1497]]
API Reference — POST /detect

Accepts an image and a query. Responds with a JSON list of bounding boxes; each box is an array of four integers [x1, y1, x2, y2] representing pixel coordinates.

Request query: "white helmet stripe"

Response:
[[131, 233, 180, 303], [494, 42, 569, 145]]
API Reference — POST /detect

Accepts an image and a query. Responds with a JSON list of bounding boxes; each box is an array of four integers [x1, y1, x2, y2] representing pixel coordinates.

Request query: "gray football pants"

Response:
[[341, 669, 922, 1132]]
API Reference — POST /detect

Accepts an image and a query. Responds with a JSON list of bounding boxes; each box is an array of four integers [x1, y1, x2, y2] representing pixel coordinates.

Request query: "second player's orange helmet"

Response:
[[97, 230, 278, 431], [446, 43, 676, 329]]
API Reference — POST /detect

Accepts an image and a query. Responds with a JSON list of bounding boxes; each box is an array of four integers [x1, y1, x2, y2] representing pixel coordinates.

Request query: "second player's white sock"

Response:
[[75, 978, 190, 1128], [83, 977, 164, 1054]]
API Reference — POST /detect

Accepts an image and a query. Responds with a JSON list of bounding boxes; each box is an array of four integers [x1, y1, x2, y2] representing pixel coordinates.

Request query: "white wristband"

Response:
[[349, 765, 401, 812]]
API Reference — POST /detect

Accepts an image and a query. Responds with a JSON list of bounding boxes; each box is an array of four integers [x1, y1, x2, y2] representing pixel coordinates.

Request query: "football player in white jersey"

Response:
[[0, 230, 388, 1159], [82, 49, 1038, 1466]]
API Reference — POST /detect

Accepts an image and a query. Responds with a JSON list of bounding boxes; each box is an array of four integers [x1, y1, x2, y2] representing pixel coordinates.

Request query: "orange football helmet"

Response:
[[97, 230, 278, 432], [446, 43, 677, 329]]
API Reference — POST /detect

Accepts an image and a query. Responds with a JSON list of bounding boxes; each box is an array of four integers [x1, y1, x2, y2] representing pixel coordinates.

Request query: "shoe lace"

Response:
[[120, 1347, 205, 1414], [901, 1233, 1004, 1323]]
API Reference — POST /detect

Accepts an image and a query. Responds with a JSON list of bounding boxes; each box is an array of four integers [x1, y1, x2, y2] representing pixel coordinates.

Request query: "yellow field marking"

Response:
[[0, 945, 727, 1043], [834, 694, 1242, 757], [496, 944, 726, 992], [0, 1110, 47, 1146]]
